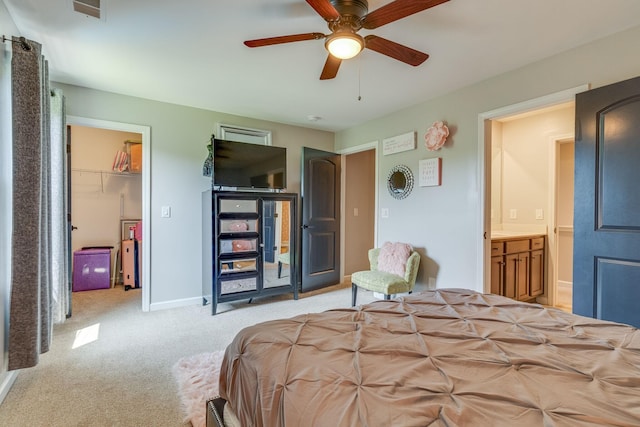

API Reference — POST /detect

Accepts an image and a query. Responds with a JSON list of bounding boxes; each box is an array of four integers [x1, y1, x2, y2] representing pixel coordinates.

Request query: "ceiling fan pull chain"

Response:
[[357, 55, 362, 101]]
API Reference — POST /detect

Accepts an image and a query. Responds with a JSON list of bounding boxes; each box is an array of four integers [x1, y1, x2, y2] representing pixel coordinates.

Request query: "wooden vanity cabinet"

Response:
[[530, 249, 544, 297], [490, 241, 504, 295], [491, 235, 545, 302]]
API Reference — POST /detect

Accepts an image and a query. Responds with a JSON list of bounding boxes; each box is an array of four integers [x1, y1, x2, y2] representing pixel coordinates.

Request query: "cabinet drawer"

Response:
[[491, 241, 504, 255], [220, 275, 258, 295], [219, 238, 258, 255], [531, 237, 545, 250], [220, 219, 258, 233], [506, 240, 529, 253], [219, 199, 257, 213], [219, 258, 257, 274]]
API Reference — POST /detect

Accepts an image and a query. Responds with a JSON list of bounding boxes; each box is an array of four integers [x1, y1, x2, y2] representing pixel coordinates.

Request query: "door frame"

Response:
[[67, 115, 151, 312], [547, 134, 574, 308], [337, 141, 379, 283], [477, 85, 589, 296]]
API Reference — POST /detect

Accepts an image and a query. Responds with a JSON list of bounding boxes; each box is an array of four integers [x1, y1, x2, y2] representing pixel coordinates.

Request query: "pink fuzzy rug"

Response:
[[172, 351, 225, 427]]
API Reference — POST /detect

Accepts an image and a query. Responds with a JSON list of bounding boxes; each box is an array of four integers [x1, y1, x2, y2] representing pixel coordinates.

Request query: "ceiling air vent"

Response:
[[73, 0, 101, 19]]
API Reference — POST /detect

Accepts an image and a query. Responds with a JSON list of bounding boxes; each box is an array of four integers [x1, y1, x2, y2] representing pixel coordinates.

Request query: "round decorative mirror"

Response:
[[387, 165, 414, 199]]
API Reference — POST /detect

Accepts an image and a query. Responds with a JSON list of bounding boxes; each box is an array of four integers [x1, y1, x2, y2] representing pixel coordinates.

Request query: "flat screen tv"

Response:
[[213, 139, 287, 190]]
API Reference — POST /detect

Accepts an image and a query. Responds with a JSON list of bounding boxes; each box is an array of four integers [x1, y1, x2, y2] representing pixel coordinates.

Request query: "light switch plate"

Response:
[[161, 206, 171, 218]]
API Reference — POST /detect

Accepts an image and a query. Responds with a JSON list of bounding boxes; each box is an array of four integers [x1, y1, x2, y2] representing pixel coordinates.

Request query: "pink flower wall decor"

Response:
[[424, 121, 449, 151]]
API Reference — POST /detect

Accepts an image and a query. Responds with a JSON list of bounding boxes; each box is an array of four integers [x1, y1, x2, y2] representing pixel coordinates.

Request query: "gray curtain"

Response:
[[8, 37, 54, 370], [50, 88, 68, 323]]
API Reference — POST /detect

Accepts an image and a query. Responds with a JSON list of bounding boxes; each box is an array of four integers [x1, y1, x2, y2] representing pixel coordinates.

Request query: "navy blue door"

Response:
[[574, 75, 640, 327], [301, 147, 341, 292]]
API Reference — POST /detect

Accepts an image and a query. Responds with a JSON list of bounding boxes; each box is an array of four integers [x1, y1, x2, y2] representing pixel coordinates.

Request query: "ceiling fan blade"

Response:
[[244, 32, 325, 48], [320, 55, 342, 80], [362, 0, 449, 29], [306, 0, 340, 21], [364, 35, 429, 66]]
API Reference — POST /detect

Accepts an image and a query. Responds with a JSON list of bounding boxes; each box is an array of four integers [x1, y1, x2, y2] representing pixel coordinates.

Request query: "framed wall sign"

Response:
[[419, 158, 442, 187], [382, 131, 416, 156]]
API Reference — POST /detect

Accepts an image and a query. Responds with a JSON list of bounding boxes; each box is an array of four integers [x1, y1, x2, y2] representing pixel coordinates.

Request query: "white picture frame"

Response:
[[419, 158, 442, 187], [382, 131, 416, 156]]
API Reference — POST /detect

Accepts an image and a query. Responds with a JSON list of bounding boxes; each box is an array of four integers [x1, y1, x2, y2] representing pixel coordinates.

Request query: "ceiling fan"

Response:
[[244, 0, 450, 80]]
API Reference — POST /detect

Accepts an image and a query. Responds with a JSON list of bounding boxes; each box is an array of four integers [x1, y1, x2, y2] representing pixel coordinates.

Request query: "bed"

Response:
[[211, 289, 640, 426]]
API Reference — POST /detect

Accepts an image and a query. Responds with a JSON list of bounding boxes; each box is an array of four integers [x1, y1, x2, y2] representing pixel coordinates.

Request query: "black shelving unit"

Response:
[[209, 191, 298, 315]]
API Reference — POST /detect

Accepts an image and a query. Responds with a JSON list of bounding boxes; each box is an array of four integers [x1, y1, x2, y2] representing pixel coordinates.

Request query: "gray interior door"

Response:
[[301, 147, 341, 292], [574, 75, 640, 327]]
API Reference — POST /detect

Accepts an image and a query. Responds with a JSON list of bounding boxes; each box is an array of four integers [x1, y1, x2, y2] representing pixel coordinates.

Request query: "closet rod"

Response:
[[71, 168, 139, 176], [1, 35, 32, 51]]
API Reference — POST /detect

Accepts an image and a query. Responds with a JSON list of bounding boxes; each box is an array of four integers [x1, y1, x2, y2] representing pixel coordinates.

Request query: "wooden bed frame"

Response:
[[206, 397, 226, 427]]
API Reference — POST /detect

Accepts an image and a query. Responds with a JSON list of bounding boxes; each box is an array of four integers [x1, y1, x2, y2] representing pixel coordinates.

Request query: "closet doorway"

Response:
[[67, 116, 151, 312], [340, 142, 378, 282]]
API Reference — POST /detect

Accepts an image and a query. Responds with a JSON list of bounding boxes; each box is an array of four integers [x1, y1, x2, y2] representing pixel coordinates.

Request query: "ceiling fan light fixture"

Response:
[[325, 32, 364, 60]]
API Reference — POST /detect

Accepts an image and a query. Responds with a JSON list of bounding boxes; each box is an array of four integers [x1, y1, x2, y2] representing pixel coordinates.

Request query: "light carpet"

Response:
[[173, 351, 225, 427], [0, 282, 381, 425]]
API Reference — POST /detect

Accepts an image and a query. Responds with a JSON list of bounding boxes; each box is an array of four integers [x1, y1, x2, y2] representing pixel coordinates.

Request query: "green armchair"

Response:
[[351, 248, 420, 306]]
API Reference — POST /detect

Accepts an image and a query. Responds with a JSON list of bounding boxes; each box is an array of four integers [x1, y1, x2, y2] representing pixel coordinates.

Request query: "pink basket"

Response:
[[134, 221, 142, 241]]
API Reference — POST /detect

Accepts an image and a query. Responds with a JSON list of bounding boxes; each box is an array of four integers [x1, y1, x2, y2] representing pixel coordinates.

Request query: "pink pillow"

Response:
[[232, 240, 254, 252], [377, 242, 413, 277], [228, 221, 249, 232]]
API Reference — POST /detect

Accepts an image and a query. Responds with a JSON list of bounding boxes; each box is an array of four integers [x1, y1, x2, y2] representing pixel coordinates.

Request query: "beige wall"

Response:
[[499, 104, 574, 227], [490, 121, 503, 225], [335, 25, 640, 291], [344, 149, 375, 275], [56, 83, 335, 308], [557, 142, 574, 284], [558, 142, 575, 227]]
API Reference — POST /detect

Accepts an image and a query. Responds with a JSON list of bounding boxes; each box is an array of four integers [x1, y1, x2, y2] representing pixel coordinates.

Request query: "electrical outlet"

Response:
[[509, 209, 517, 219]]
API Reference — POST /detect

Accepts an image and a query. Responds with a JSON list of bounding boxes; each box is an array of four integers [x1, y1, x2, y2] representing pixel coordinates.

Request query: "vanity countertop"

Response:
[[491, 231, 546, 240]]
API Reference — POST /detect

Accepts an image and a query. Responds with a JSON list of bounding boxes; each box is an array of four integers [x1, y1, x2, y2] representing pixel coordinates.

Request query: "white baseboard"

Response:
[[149, 296, 203, 311], [558, 280, 573, 289], [373, 291, 412, 299], [0, 371, 18, 406], [556, 280, 573, 308]]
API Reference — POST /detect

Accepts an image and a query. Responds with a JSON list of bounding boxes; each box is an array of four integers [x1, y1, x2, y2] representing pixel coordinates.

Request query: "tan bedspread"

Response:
[[219, 289, 640, 426]]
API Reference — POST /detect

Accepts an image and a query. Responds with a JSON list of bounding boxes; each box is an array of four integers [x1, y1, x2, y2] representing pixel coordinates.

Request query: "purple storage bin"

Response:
[[73, 248, 111, 291]]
